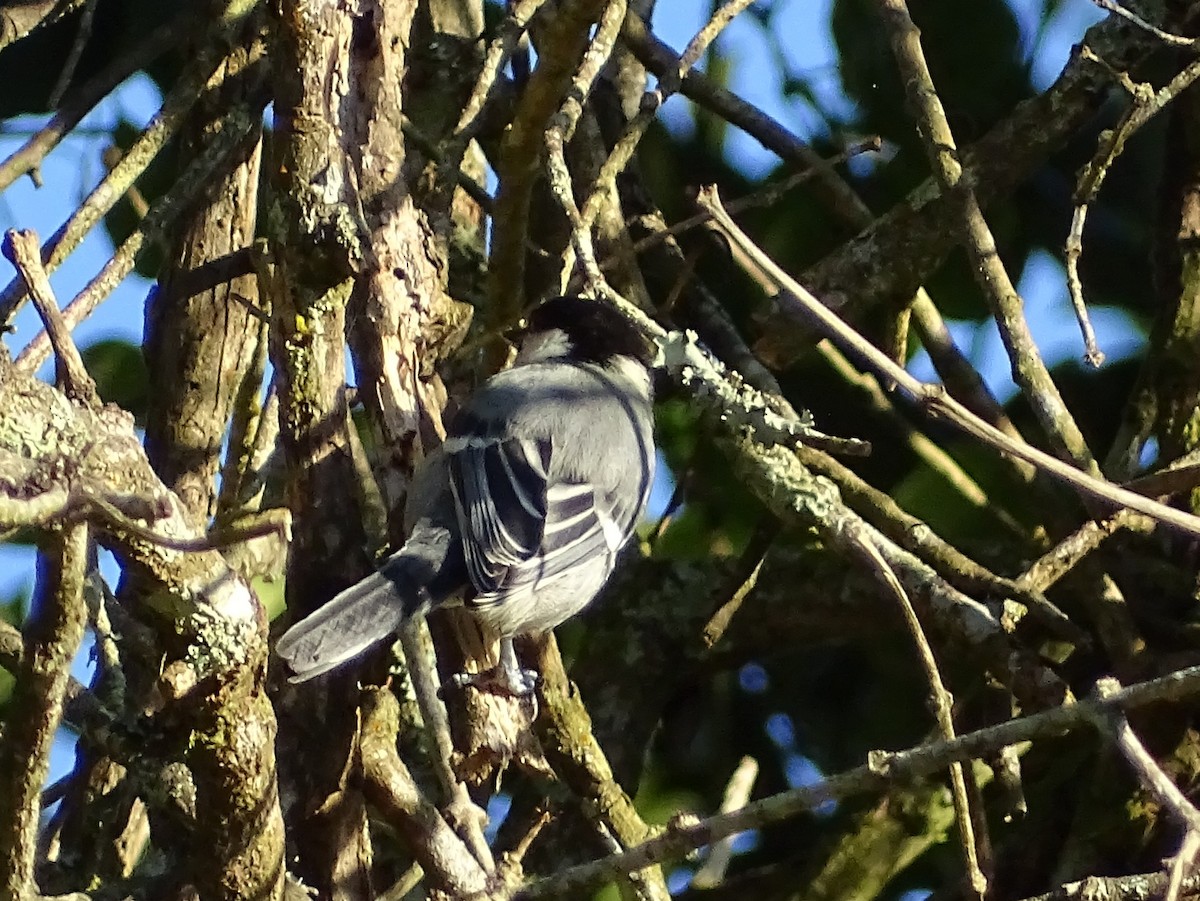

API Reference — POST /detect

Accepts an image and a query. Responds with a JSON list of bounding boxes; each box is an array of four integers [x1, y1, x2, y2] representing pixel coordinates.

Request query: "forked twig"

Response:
[[848, 529, 989, 896], [1065, 47, 1200, 369], [1087, 678, 1200, 901], [2, 227, 97, 404], [875, 0, 1098, 468], [517, 665, 1200, 898], [561, 0, 756, 282], [696, 184, 1200, 541]]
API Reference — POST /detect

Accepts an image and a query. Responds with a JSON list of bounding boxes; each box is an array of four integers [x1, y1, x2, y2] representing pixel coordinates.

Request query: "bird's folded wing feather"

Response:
[[446, 435, 625, 598]]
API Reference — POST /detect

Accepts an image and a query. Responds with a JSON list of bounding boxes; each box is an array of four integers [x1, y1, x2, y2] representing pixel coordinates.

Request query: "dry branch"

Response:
[[697, 186, 1200, 542], [0, 524, 88, 901], [874, 0, 1097, 470], [518, 664, 1200, 898], [0, 0, 263, 330], [3, 228, 97, 404]]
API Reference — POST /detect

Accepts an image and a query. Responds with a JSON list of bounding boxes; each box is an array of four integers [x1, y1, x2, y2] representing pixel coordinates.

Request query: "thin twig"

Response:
[[565, 0, 752, 282], [875, 0, 1099, 467], [1, 228, 98, 405], [656, 328, 871, 457], [46, 0, 100, 109], [1088, 678, 1200, 901], [622, 8, 1034, 491], [0, 474, 289, 553], [848, 531, 988, 898], [0, 0, 261, 328], [444, 0, 550, 161], [15, 104, 263, 372], [1015, 509, 1150, 594], [910, 293, 1027, 445], [101, 144, 150, 218], [702, 524, 773, 648], [619, 11, 870, 229], [500, 803, 553, 875], [796, 444, 1080, 641], [545, 0, 628, 292], [80, 494, 290, 553], [664, 179, 1029, 533], [1090, 0, 1197, 47], [215, 307, 270, 519], [615, 138, 882, 264], [696, 185, 1200, 541], [516, 664, 1200, 898], [1065, 48, 1200, 372], [1090, 680, 1200, 836], [377, 864, 425, 901], [1062, 203, 1106, 367], [400, 115, 501, 219], [572, 0, 755, 258], [487, 0, 613, 323], [1124, 447, 1200, 497], [815, 338, 1029, 537], [396, 623, 495, 872], [227, 378, 281, 512], [86, 569, 125, 711]]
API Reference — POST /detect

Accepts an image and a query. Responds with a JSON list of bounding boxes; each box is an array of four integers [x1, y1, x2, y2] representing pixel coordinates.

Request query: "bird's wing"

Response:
[[445, 435, 626, 598]]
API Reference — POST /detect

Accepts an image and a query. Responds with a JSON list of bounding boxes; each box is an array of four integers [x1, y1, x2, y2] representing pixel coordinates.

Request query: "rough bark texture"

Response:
[[0, 360, 285, 898], [0, 525, 87, 901], [268, 1, 379, 895], [9, 1, 1200, 899], [143, 21, 267, 525]]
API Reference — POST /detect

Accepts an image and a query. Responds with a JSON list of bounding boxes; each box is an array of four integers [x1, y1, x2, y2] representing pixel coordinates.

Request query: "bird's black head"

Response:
[[521, 295, 655, 368]]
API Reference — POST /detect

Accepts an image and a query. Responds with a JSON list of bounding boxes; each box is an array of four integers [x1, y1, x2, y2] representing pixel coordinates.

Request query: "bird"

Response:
[[276, 295, 656, 694]]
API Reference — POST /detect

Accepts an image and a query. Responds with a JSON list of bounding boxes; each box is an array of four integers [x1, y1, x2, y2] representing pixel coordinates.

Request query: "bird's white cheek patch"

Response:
[[515, 328, 572, 364]]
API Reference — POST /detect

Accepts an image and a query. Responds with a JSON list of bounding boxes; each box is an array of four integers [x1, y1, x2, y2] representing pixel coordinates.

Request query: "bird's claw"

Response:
[[448, 665, 539, 697]]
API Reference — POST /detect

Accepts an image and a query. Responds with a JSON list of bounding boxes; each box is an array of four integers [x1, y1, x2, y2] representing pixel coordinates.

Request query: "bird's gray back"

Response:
[[452, 361, 654, 528]]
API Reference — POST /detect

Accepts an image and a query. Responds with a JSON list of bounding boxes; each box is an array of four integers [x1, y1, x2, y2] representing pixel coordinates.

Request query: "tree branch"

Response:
[[754, 8, 1167, 366], [0, 524, 88, 901], [517, 664, 1200, 898], [0, 0, 263, 331], [696, 185, 1200, 542], [488, 0, 611, 322], [874, 0, 1096, 471]]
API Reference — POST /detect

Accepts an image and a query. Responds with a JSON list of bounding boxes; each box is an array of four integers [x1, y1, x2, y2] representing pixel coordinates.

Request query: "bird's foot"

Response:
[[445, 638, 539, 697], [449, 664, 539, 697]]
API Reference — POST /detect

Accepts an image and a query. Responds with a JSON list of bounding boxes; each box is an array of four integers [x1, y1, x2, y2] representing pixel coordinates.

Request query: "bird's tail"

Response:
[[276, 539, 449, 683]]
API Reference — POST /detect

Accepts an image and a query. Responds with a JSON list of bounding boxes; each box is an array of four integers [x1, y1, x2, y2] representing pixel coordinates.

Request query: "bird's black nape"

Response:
[[524, 295, 654, 367]]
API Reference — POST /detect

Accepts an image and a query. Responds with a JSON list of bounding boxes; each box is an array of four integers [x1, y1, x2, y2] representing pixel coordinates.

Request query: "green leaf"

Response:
[[81, 338, 149, 421]]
